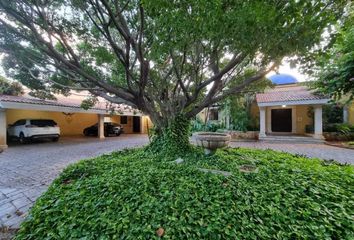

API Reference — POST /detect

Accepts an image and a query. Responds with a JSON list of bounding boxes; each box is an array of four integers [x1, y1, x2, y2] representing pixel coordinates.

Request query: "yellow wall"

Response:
[[6, 109, 99, 136], [349, 102, 354, 125], [141, 116, 153, 134], [250, 102, 259, 119], [110, 115, 134, 134], [6, 109, 152, 136], [109, 115, 153, 134], [295, 105, 312, 134], [197, 109, 207, 122], [249, 105, 312, 134]]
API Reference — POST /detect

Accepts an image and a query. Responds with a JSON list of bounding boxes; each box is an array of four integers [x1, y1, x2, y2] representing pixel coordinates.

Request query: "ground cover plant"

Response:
[[15, 148, 354, 239]]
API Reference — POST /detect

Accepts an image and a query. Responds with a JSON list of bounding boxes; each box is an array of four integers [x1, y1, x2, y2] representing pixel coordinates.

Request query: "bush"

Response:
[[15, 148, 354, 239], [191, 118, 224, 133], [323, 123, 354, 133], [305, 124, 314, 133]]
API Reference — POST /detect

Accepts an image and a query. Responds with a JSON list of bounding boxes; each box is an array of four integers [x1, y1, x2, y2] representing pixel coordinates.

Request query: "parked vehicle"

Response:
[[7, 119, 60, 143], [83, 122, 123, 137]]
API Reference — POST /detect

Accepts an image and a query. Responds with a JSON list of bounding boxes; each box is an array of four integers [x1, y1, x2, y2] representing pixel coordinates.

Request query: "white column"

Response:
[[0, 109, 8, 149], [225, 115, 230, 129], [314, 105, 324, 139], [343, 105, 349, 123], [259, 107, 266, 137], [98, 114, 105, 139]]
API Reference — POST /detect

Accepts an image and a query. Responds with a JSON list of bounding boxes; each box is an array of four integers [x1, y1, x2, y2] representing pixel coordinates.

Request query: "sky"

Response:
[[267, 62, 308, 82], [1, 53, 308, 84]]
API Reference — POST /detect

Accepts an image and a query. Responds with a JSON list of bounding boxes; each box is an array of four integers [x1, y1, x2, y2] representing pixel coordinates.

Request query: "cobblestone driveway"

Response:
[[0, 135, 149, 230]]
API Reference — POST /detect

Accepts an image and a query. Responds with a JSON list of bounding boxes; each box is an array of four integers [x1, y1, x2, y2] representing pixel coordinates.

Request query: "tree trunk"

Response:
[[147, 114, 192, 154]]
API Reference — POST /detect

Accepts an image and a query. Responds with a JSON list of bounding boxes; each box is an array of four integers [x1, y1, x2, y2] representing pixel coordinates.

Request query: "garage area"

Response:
[[0, 94, 152, 149]]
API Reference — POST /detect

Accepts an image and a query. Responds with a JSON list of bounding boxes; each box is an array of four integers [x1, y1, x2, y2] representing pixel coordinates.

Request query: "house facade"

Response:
[[200, 74, 354, 139], [256, 83, 328, 139], [0, 93, 152, 149]]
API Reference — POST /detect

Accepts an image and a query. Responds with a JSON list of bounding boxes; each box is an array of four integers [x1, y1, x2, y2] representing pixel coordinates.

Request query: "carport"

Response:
[[0, 95, 152, 149]]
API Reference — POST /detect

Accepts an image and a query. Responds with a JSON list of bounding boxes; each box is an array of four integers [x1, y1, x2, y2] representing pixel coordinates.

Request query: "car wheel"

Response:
[[52, 137, 59, 142], [19, 133, 26, 144]]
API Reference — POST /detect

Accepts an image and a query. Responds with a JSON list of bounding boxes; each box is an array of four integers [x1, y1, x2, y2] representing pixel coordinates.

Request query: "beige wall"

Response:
[[110, 115, 133, 134], [250, 105, 313, 135], [110, 115, 153, 134], [197, 109, 207, 122], [141, 116, 153, 134], [250, 102, 259, 119], [6, 109, 99, 136], [295, 105, 312, 134], [349, 102, 354, 125], [0, 110, 7, 148]]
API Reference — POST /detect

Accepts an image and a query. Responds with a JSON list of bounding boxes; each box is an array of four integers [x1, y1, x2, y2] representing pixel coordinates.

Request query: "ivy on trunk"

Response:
[[147, 115, 191, 155]]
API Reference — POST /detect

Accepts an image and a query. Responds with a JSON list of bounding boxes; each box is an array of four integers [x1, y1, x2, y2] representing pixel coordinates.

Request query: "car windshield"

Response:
[[30, 120, 57, 127]]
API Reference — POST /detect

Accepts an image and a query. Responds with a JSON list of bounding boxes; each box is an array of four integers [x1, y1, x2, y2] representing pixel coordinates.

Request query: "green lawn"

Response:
[[15, 148, 354, 239]]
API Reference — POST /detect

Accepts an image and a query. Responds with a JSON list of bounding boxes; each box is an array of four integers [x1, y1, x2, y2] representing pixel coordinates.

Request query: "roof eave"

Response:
[[0, 101, 142, 116], [257, 99, 330, 107]]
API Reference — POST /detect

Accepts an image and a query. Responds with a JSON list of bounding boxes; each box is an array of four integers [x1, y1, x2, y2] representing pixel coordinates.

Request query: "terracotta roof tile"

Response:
[[256, 84, 328, 104]]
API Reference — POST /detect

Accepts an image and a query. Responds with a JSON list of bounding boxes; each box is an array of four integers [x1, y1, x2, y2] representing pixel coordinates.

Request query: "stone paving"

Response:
[[0, 134, 149, 232], [1, 135, 353, 237], [230, 141, 354, 165]]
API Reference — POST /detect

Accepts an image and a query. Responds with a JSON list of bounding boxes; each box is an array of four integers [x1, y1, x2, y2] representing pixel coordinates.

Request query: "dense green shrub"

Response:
[[191, 117, 224, 133], [15, 148, 354, 239], [323, 104, 344, 124], [323, 123, 354, 141], [306, 104, 345, 133], [305, 124, 314, 133], [307, 123, 354, 136]]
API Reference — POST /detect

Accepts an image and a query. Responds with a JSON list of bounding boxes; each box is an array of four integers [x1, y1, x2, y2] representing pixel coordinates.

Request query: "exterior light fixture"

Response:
[[282, 105, 287, 108]]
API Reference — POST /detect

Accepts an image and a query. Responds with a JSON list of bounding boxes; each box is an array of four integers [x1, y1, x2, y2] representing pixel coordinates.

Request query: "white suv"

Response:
[[7, 119, 61, 143]]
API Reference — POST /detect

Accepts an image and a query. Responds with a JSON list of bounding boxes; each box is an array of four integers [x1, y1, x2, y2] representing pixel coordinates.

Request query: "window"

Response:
[[120, 116, 128, 124], [209, 109, 219, 121], [30, 119, 57, 127], [13, 120, 26, 126]]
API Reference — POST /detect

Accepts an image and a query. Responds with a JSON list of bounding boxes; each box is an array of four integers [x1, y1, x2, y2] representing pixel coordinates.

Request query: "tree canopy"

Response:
[[0, 75, 24, 96], [303, 6, 354, 101], [0, 0, 349, 132]]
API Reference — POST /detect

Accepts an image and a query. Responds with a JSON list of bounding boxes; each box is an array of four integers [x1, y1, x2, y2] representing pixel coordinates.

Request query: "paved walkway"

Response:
[[0, 135, 149, 230], [230, 141, 354, 165]]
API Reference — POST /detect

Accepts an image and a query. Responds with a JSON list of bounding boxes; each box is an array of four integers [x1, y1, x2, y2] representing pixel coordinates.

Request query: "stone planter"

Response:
[[323, 132, 354, 141], [194, 132, 231, 154]]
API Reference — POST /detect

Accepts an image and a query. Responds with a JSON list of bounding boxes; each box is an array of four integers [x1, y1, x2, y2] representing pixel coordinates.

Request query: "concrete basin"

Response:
[[194, 132, 231, 154]]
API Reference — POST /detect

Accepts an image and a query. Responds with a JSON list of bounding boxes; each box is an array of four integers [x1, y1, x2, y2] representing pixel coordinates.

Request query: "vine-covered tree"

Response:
[[0, 0, 348, 150]]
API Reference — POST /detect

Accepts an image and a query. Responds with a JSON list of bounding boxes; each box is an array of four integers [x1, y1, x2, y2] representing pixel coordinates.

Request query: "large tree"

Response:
[[0, 0, 348, 150], [304, 6, 354, 101]]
